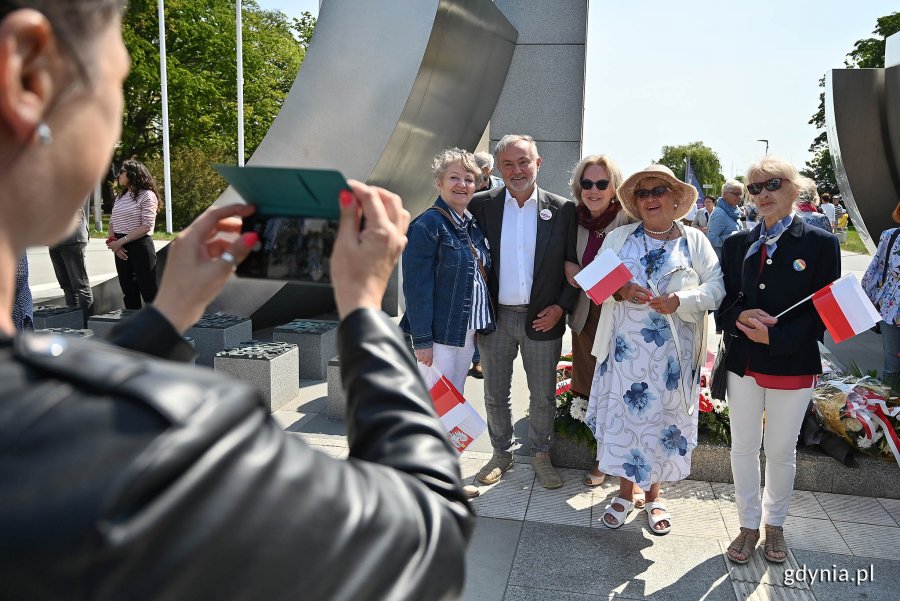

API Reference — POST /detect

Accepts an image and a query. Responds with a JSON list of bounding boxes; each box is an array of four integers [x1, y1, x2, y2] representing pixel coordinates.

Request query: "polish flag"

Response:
[[811, 274, 880, 343], [419, 364, 487, 454], [574, 248, 634, 305]]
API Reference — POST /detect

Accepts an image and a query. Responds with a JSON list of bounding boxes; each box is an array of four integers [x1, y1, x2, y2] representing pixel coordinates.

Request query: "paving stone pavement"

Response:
[[295, 437, 899, 600]]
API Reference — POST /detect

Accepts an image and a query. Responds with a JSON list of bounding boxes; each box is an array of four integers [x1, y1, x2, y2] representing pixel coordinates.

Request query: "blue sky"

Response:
[[256, 1, 898, 181]]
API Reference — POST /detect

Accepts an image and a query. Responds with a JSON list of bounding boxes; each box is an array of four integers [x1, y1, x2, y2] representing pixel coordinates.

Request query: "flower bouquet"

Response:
[[698, 374, 731, 445], [811, 375, 900, 466], [554, 354, 597, 448]]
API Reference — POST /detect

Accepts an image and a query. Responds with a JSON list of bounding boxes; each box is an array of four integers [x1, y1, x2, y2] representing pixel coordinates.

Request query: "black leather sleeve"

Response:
[[0, 309, 472, 601]]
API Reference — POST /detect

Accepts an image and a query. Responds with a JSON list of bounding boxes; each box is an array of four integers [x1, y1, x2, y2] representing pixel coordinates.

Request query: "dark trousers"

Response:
[[49, 243, 93, 325], [114, 234, 158, 309]]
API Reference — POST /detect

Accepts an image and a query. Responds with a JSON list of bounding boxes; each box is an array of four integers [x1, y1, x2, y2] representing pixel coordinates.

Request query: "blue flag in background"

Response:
[[684, 158, 704, 208]]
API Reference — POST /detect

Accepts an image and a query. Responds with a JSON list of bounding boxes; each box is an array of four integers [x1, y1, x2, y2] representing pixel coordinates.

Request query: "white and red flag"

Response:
[[812, 274, 880, 343], [574, 248, 633, 305], [420, 365, 487, 454]]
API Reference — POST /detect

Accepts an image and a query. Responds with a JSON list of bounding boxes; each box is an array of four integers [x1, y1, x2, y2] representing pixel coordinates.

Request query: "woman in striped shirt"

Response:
[[107, 159, 160, 308]]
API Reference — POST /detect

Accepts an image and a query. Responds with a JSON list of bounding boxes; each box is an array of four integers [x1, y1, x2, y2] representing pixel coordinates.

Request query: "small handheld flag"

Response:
[[419, 364, 487, 453], [811, 274, 881, 343], [574, 248, 633, 305]]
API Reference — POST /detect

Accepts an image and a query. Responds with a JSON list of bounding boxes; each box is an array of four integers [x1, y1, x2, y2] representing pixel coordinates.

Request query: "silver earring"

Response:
[[37, 122, 52, 145], [673, 203, 679, 209]]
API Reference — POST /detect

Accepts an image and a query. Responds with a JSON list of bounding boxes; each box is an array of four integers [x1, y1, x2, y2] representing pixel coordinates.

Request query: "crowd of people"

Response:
[[400, 136, 844, 562]]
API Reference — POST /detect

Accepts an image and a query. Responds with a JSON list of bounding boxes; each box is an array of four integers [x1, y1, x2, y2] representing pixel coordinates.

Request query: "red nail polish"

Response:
[[339, 189, 354, 208], [241, 232, 259, 248]]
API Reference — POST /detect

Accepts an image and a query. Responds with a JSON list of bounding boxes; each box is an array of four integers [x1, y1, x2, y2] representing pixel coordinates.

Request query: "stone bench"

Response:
[[33, 305, 83, 330], [326, 355, 344, 420], [186, 313, 253, 367], [214, 341, 299, 412], [87, 309, 140, 338], [273, 319, 339, 380]]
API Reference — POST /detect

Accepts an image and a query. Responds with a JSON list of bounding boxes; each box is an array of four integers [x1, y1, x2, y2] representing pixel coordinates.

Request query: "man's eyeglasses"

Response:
[[634, 186, 670, 200], [580, 178, 611, 191], [747, 178, 786, 195]]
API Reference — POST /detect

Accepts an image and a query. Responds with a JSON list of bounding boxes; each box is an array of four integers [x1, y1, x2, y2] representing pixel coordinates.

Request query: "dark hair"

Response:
[[892, 201, 900, 225], [0, 1, 125, 82], [117, 159, 162, 212], [704, 195, 716, 202]]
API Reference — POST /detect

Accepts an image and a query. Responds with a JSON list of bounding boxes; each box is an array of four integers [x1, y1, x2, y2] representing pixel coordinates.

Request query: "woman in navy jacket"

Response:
[[401, 148, 494, 393], [717, 157, 840, 565]]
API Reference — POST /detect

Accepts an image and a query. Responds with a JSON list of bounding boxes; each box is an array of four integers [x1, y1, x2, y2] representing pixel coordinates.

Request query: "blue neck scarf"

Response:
[[745, 214, 794, 260]]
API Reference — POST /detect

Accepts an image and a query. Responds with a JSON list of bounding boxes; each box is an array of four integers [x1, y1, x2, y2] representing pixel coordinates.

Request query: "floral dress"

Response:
[[585, 226, 699, 487]]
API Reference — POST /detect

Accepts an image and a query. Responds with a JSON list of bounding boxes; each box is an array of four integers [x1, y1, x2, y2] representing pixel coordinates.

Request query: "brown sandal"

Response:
[[726, 527, 760, 564], [764, 525, 788, 563]]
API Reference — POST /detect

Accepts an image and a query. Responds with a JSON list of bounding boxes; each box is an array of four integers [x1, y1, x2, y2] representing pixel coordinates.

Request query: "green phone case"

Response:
[[214, 164, 349, 219]]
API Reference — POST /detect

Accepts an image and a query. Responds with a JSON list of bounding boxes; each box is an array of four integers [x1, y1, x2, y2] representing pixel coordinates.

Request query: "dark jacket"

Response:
[[468, 185, 578, 340], [717, 215, 841, 376], [400, 197, 493, 349], [0, 307, 473, 600]]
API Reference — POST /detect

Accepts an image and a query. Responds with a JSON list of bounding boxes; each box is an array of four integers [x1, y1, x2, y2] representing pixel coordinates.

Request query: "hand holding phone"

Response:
[[330, 181, 410, 317]]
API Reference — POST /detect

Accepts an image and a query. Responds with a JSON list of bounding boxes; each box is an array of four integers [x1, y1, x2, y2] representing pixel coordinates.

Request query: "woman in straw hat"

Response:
[[718, 157, 839, 564], [585, 164, 724, 534]]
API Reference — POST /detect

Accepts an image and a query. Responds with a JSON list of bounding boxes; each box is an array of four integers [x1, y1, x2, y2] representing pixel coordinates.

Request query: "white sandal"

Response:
[[645, 500, 672, 535], [601, 496, 634, 529]]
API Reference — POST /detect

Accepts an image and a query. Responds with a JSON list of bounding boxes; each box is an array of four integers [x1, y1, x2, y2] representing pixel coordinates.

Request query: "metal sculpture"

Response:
[[826, 32, 900, 253], [207, 0, 517, 325]]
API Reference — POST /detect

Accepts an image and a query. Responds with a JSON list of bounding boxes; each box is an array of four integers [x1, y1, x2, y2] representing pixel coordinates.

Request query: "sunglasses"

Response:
[[580, 178, 611, 191], [747, 178, 786, 195], [634, 186, 670, 200]]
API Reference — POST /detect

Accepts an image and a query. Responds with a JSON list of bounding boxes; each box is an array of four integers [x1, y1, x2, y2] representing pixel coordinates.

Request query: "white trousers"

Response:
[[727, 372, 812, 528], [417, 330, 476, 395]]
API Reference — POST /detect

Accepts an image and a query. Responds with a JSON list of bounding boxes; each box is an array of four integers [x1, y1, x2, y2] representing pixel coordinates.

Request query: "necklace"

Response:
[[641, 224, 675, 279], [643, 221, 676, 236]]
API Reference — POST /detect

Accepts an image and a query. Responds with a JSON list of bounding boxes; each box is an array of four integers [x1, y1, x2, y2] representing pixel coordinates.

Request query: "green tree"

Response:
[[117, 1, 315, 230], [800, 147, 838, 195], [656, 141, 725, 198], [120, 0, 312, 162], [806, 12, 900, 190]]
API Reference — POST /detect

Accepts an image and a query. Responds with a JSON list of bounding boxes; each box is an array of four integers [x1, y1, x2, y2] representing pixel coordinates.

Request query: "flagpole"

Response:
[[236, 0, 245, 167], [157, 0, 173, 233], [774, 293, 815, 319]]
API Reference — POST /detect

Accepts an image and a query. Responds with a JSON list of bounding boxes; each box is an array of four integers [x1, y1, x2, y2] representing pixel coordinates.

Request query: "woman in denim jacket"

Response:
[[400, 148, 494, 393]]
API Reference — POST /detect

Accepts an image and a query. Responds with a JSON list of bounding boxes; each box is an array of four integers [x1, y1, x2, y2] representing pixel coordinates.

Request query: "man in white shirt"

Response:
[[467, 135, 578, 490]]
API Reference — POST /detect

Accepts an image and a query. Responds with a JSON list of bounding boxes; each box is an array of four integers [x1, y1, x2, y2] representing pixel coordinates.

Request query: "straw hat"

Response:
[[617, 164, 698, 222]]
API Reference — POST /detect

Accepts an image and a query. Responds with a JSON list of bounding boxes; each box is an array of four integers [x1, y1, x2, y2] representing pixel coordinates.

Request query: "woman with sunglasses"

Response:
[[585, 165, 723, 534], [717, 157, 840, 564], [107, 159, 161, 308], [562, 155, 631, 488]]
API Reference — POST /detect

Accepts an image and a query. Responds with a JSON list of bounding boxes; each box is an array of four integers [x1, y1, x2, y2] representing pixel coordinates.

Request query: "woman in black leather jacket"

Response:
[[0, 2, 473, 599]]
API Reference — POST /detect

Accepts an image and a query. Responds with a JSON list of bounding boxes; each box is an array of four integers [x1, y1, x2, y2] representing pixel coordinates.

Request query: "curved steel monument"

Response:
[[826, 32, 900, 253], [207, 0, 518, 325]]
